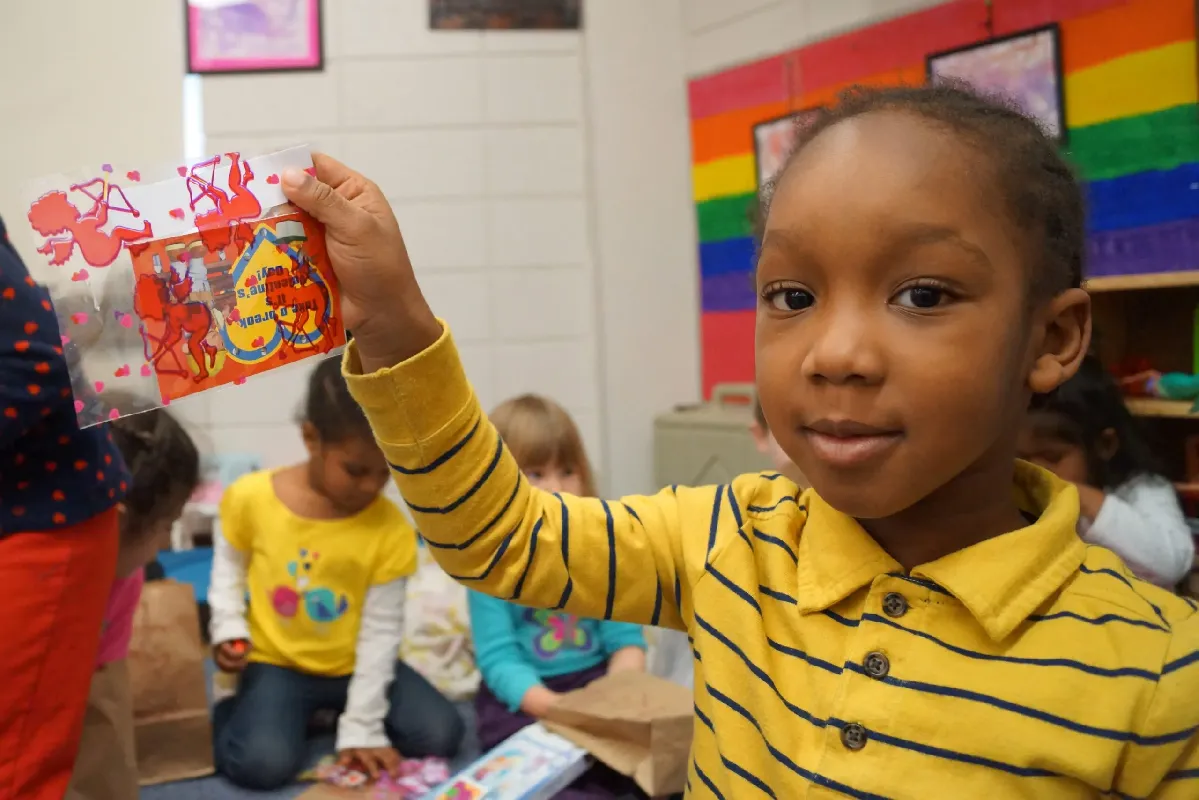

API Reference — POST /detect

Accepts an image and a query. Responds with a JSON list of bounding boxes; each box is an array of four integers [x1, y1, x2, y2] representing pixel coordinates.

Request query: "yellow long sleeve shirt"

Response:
[[345, 324, 1199, 799]]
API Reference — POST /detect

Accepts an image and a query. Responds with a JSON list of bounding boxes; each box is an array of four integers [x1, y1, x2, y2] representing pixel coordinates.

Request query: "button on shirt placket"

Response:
[[822, 580, 920, 780]]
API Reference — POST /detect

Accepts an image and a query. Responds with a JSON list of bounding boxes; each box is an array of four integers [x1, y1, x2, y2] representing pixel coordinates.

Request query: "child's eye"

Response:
[[765, 287, 815, 312], [893, 284, 949, 309]]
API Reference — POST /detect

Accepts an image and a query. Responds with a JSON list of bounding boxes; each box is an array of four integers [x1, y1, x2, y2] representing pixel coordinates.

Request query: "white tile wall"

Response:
[[684, 0, 948, 76], [199, 1, 605, 478]]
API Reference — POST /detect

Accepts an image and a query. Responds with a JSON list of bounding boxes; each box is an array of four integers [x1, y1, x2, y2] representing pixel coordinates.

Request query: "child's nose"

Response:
[[801, 307, 884, 386]]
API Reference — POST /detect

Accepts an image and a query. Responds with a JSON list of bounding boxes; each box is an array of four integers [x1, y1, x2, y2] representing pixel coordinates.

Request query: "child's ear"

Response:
[[1097, 427, 1120, 462], [1028, 287, 1092, 395], [300, 421, 321, 455]]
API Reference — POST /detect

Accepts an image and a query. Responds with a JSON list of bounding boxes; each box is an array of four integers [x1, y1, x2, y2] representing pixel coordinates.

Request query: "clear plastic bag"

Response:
[[21, 146, 345, 427]]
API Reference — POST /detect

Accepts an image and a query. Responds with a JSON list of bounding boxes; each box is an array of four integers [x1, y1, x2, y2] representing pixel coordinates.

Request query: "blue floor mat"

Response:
[[156, 548, 214, 604]]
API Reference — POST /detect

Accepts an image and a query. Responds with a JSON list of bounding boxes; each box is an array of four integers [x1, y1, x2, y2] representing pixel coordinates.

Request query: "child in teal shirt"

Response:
[[467, 395, 647, 799]]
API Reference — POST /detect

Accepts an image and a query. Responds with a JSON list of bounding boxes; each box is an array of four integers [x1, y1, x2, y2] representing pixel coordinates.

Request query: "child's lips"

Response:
[[802, 421, 902, 468]]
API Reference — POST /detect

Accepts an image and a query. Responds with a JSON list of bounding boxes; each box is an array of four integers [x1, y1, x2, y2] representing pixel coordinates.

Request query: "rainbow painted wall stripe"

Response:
[[687, 0, 1199, 397]]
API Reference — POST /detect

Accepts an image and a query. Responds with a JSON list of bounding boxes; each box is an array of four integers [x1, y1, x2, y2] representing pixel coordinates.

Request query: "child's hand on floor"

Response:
[[213, 639, 250, 673], [337, 746, 402, 780]]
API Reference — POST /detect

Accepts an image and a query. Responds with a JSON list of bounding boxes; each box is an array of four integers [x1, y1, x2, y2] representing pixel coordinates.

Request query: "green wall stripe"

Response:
[[1068, 104, 1199, 182], [697, 192, 757, 244]]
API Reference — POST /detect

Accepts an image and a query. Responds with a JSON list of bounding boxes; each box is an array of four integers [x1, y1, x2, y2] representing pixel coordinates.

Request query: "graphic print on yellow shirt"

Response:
[[220, 469, 418, 677]]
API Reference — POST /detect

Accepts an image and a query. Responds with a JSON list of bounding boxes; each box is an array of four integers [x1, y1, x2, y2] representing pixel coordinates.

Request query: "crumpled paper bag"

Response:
[[543, 670, 693, 797]]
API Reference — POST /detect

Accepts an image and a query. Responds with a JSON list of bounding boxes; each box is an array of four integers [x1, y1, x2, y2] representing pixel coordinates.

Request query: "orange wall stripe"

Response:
[[691, 101, 791, 165], [1061, 0, 1194, 74]]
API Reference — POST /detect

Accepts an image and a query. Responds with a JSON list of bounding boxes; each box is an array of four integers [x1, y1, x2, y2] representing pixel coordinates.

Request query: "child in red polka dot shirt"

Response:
[[0, 214, 131, 800]]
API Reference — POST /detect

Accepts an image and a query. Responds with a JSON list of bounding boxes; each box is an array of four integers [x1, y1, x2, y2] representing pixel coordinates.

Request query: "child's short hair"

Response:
[[108, 406, 200, 534], [1029, 355, 1160, 488], [490, 394, 596, 497], [305, 355, 373, 442], [759, 82, 1083, 298]]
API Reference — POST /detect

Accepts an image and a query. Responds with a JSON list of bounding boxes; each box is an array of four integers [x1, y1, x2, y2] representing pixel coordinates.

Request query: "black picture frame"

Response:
[[185, 0, 325, 77], [926, 23, 1067, 143], [429, 0, 582, 31]]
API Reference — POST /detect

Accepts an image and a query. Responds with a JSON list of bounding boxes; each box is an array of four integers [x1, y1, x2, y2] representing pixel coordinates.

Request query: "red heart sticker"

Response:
[[177, 166, 188, 177], [126, 170, 141, 182], [70, 269, 89, 282], [169, 208, 186, 220], [266, 174, 280, 185]]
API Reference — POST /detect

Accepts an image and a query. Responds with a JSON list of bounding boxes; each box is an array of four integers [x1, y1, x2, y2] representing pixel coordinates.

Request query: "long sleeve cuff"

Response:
[[342, 321, 474, 451]]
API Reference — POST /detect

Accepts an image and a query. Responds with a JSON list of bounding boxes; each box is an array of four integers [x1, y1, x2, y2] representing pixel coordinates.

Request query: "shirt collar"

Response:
[[794, 461, 1085, 642]]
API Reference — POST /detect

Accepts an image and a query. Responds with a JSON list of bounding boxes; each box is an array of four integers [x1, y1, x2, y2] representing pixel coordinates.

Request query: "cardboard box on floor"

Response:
[[543, 670, 693, 797], [127, 579, 215, 785]]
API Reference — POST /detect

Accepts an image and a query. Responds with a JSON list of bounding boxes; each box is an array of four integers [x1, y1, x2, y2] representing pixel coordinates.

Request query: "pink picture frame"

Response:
[[186, 0, 323, 76]]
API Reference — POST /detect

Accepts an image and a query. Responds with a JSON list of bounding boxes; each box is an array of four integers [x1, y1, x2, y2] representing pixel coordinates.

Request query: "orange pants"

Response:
[[0, 510, 119, 800]]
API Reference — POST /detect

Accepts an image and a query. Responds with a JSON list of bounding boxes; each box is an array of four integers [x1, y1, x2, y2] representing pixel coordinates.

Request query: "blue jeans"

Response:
[[213, 661, 464, 790]]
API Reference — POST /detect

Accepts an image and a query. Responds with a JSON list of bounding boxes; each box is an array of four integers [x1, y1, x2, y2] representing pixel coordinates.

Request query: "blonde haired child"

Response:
[[469, 395, 647, 798]]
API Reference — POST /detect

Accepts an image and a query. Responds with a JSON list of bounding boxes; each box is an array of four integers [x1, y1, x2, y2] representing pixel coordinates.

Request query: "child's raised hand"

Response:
[[281, 155, 442, 373], [213, 639, 250, 673], [337, 746, 402, 781]]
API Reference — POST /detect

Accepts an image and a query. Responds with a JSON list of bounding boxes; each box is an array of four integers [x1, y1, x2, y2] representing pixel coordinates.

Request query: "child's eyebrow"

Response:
[[888, 223, 991, 268]]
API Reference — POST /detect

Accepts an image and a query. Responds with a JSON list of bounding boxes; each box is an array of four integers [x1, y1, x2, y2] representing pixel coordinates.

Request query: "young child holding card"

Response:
[[284, 83, 1199, 798], [0, 217, 131, 800]]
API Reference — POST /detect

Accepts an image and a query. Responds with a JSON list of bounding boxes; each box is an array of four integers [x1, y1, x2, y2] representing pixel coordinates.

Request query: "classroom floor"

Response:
[[139, 661, 481, 800]]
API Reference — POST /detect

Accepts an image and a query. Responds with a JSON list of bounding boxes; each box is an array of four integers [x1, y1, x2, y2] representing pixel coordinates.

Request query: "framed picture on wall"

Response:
[[753, 108, 821, 191], [186, 0, 324, 75], [430, 0, 581, 30], [926, 24, 1066, 142]]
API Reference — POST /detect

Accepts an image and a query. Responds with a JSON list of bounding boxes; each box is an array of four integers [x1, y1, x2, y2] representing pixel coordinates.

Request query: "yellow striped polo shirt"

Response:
[[345, 325, 1199, 799]]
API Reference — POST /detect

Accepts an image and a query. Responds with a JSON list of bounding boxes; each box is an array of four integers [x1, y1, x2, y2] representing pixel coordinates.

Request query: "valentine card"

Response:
[[21, 146, 346, 427]]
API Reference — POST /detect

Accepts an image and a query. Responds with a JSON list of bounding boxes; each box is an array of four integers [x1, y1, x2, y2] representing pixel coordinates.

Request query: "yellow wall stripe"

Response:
[[1065, 40, 1197, 128], [692, 154, 757, 203]]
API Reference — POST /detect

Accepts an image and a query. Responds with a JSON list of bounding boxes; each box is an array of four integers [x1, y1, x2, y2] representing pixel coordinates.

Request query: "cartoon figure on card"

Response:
[[188, 152, 262, 255], [134, 254, 218, 382], [268, 243, 337, 355], [27, 167, 153, 267]]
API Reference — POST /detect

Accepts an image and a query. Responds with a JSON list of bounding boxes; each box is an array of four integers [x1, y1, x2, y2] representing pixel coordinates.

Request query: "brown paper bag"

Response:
[[543, 671, 693, 797], [126, 579, 215, 785]]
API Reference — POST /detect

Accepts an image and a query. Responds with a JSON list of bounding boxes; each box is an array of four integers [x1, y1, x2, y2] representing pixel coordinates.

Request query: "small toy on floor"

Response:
[[300, 755, 450, 798]]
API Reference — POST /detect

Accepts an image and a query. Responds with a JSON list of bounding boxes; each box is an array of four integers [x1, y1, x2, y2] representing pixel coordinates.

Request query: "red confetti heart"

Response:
[[266, 174, 280, 185], [118, 313, 134, 329], [126, 170, 141, 182], [177, 166, 187, 177], [114, 364, 130, 378], [74, 400, 84, 413], [161, 395, 171, 406], [70, 269, 89, 282], [93, 380, 105, 393], [234, 376, 247, 385], [60, 334, 70, 345], [108, 408, 120, 421], [70, 312, 88, 325], [169, 208, 186, 220], [140, 364, 152, 377]]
